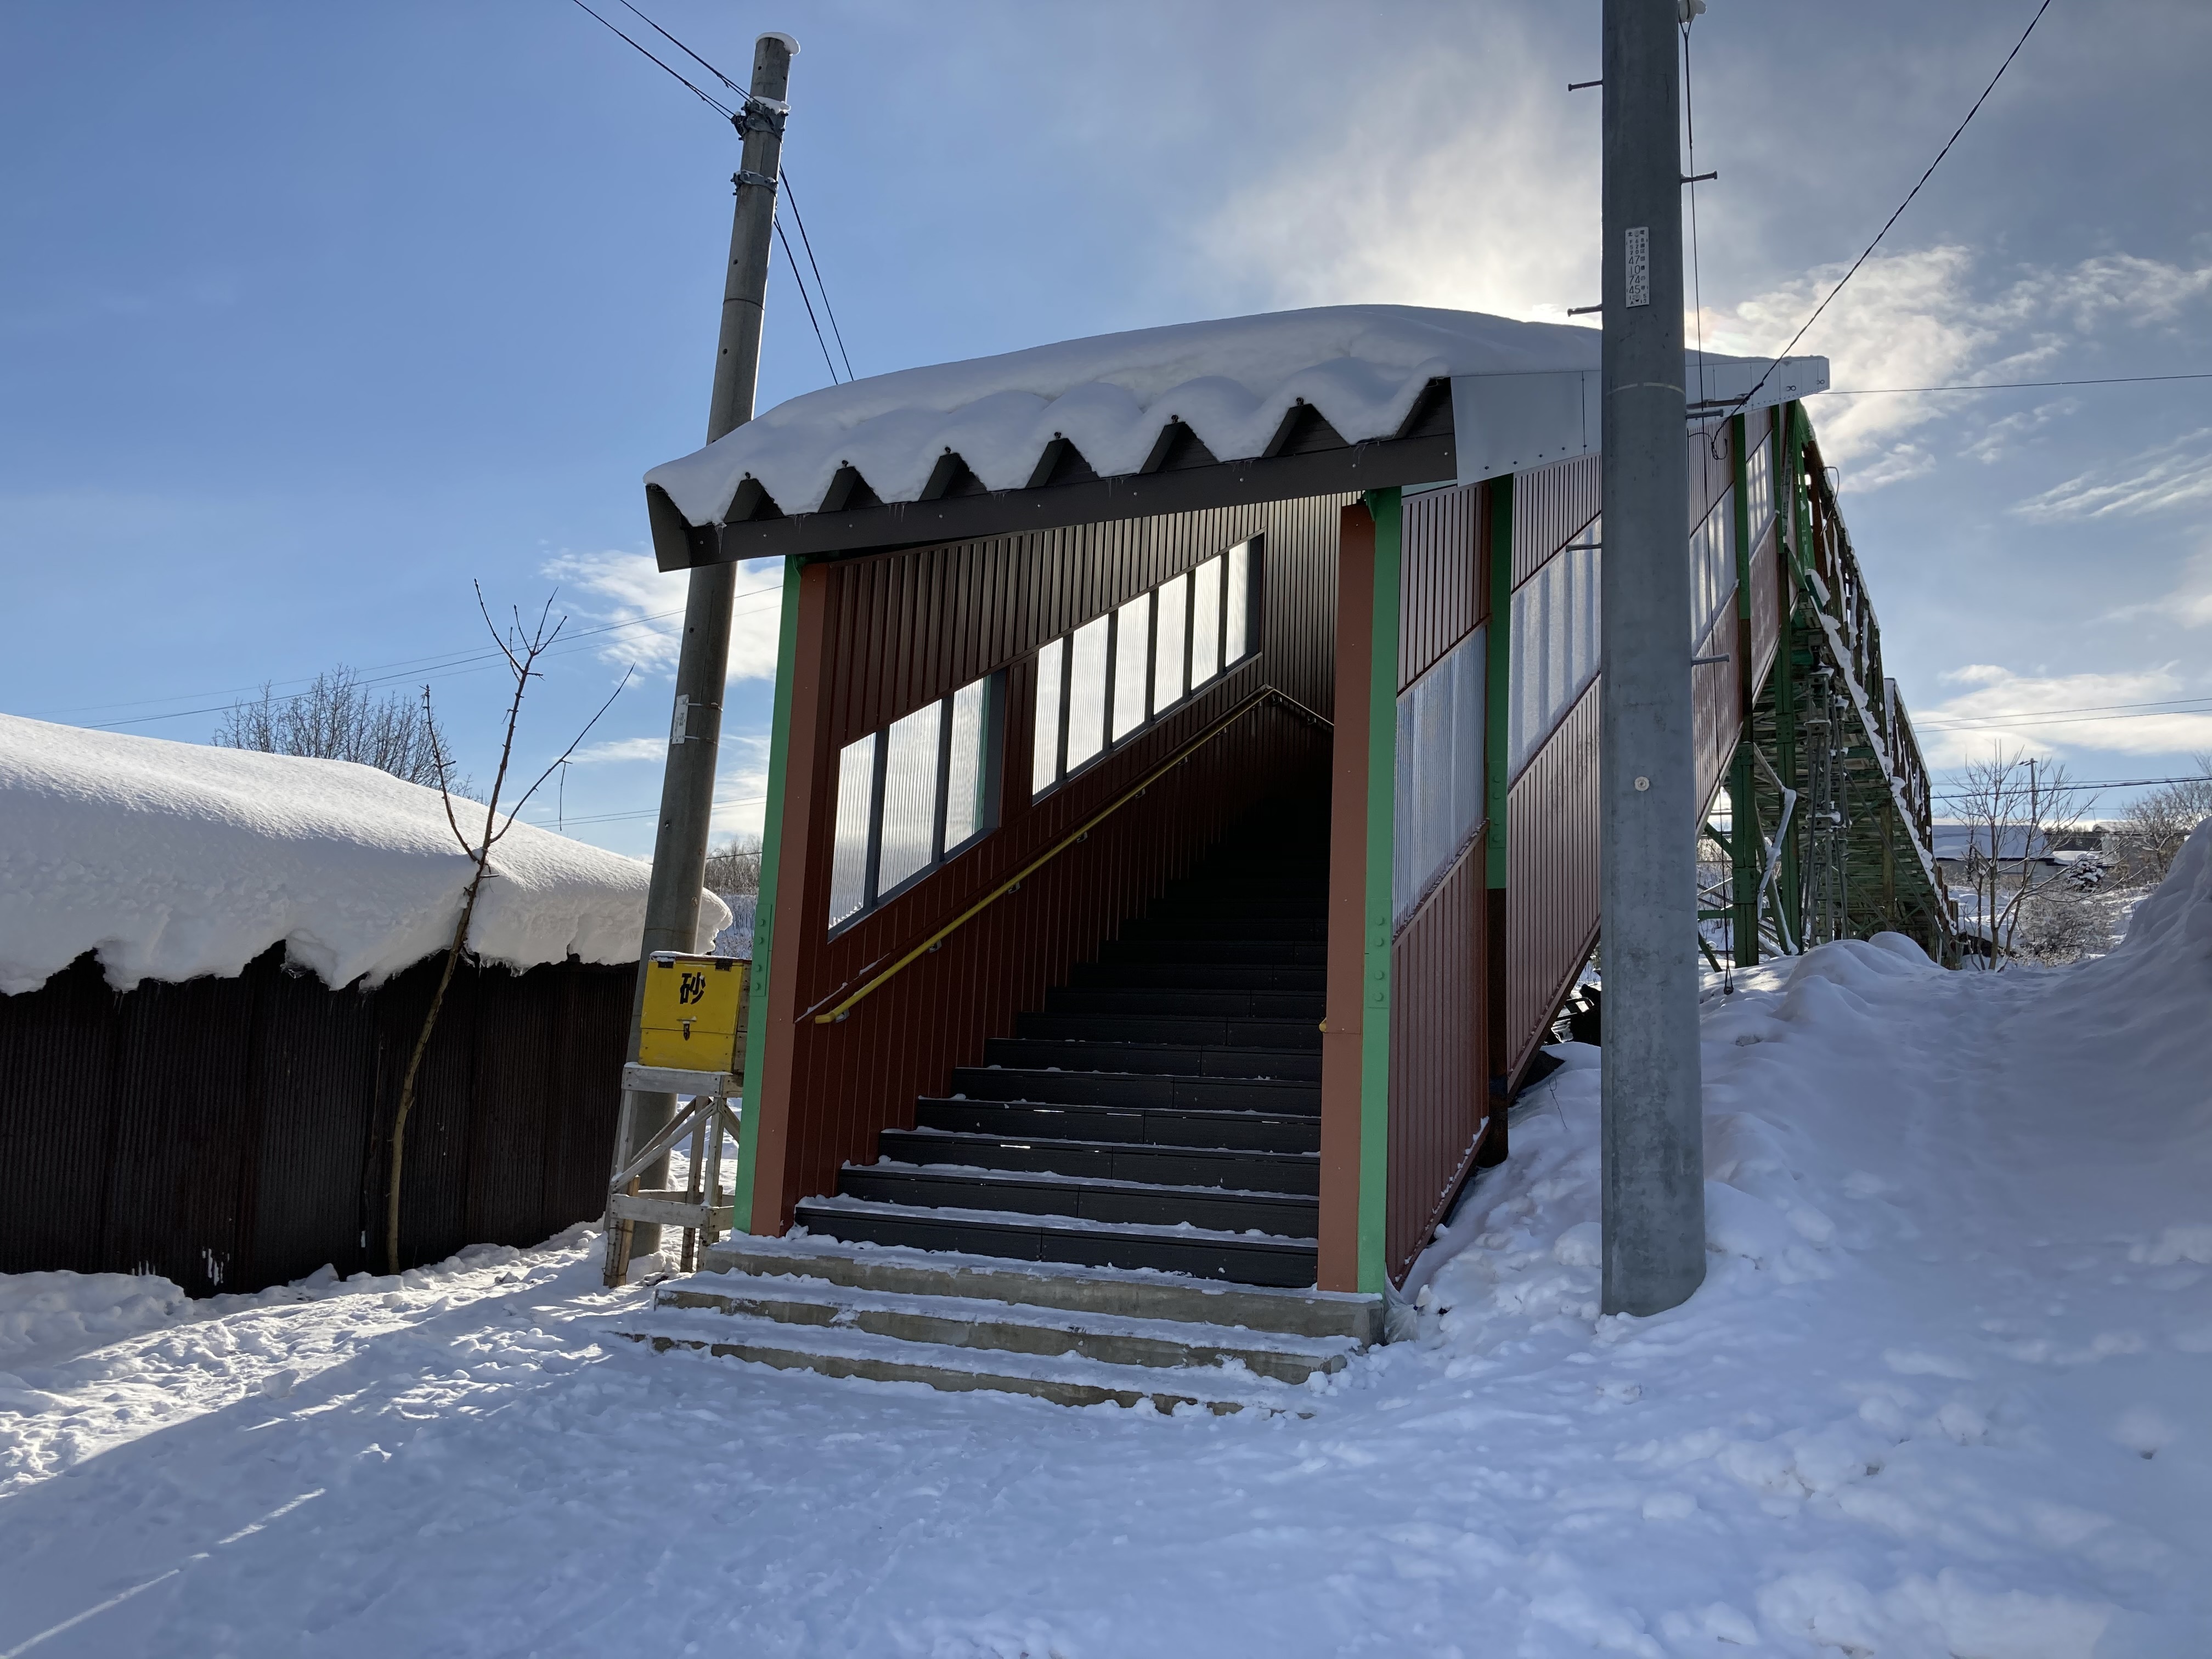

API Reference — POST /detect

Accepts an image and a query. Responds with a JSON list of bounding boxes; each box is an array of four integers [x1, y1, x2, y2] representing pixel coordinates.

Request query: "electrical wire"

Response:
[[616, 0, 743, 95], [780, 171, 855, 382], [1731, 0, 2055, 416], [1914, 692, 2212, 729], [567, 0, 735, 119], [1822, 371, 2212, 396], [776, 217, 843, 385]]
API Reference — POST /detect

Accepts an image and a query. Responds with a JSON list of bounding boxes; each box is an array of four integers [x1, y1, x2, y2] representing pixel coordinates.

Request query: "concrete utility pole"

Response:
[[1598, 0, 1706, 1317], [620, 30, 796, 1266]]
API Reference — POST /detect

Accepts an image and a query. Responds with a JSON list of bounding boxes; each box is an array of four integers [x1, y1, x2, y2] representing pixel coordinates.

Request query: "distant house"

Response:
[[0, 714, 726, 1295]]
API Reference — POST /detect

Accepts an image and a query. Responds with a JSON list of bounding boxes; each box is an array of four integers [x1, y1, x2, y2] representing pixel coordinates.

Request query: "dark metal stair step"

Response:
[[878, 1128, 1319, 1194], [1073, 961, 1327, 994], [949, 1065, 1319, 1113], [982, 1036, 1323, 1082], [1118, 916, 1327, 943], [1147, 894, 1327, 921], [916, 1096, 1322, 1153], [792, 1198, 1319, 1289], [1045, 986, 1324, 1020], [834, 1164, 1319, 1239], [1095, 939, 1329, 968], [1013, 1012, 1322, 1050]]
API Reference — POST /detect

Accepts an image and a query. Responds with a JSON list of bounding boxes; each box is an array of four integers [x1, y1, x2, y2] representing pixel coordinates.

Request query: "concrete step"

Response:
[[694, 1232, 1381, 1341], [792, 1194, 1321, 1286], [1043, 985, 1327, 1020], [646, 1271, 1357, 1385], [836, 1161, 1320, 1237], [612, 1306, 1318, 1414]]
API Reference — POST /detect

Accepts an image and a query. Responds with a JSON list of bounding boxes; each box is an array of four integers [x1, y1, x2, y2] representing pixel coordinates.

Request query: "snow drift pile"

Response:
[[0, 713, 727, 995]]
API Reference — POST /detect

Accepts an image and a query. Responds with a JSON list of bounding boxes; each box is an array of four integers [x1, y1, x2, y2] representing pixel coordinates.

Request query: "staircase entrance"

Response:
[[793, 800, 1330, 1288]]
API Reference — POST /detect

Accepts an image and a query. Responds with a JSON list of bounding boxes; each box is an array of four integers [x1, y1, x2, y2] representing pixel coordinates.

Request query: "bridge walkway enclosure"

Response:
[[626, 308, 1947, 1393]]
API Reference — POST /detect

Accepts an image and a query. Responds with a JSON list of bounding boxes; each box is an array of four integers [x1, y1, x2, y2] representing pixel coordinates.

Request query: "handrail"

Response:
[[808, 685, 1331, 1025]]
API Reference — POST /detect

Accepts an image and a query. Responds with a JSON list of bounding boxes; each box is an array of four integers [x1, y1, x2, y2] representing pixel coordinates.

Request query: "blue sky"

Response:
[[3, 1, 2208, 855]]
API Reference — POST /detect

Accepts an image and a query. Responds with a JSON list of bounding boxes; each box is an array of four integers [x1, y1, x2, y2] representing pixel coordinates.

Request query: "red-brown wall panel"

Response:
[[1386, 836, 1489, 1280], [1505, 681, 1601, 1074], [1399, 482, 1487, 688], [1510, 455, 1602, 587]]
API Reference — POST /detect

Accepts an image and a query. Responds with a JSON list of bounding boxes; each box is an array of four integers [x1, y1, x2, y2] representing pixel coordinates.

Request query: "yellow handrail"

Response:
[[809, 686, 1330, 1025]]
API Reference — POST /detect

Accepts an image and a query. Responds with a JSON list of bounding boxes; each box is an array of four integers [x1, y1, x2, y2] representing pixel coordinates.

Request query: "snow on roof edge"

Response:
[[646, 304, 1814, 532], [0, 714, 729, 997]]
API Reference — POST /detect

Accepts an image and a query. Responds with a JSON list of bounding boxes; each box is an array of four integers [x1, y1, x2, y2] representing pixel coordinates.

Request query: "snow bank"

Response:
[[0, 714, 729, 994], [647, 304, 1610, 525]]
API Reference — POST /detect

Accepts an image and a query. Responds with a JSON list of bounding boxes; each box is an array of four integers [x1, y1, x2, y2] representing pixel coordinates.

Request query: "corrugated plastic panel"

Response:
[[1387, 836, 1489, 1282], [1692, 604, 1737, 817], [1506, 681, 1601, 1075]]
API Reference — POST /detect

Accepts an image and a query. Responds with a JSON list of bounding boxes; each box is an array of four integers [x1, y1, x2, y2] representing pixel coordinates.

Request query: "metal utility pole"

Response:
[[619, 30, 796, 1268], [1599, 0, 1705, 1317]]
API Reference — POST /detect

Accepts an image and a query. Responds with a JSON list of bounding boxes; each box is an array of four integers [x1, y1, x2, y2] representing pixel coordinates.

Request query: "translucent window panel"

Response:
[[1223, 540, 1252, 664], [1744, 427, 1775, 546], [1392, 626, 1485, 926], [1152, 573, 1188, 713], [1031, 637, 1063, 796], [1111, 594, 1151, 742], [827, 732, 877, 927], [1065, 614, 1110, 770], [944, 676, 988, 851], [874, 701, 943, 895], [1189, 555, 1222, 687], [1689, 488, 1736, 643], [1508, 522, 1601, 778]]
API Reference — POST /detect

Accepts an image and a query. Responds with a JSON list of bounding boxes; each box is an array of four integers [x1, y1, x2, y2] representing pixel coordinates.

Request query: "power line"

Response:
[[1915, 692, 2212, 729], [567, 0, 735, 119], [780, 171, 855, 382], [1822, 371, 2212, 396], [59, 583, 786, 732], [1731, 0, 2054, 417], [776, 218, 842, 385], [617, 0, 743, 95]]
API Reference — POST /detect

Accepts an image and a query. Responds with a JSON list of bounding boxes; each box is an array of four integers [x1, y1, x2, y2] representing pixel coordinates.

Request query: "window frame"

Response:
[[1031, 537, 1263, 800], [827, 670, 1006, 934]]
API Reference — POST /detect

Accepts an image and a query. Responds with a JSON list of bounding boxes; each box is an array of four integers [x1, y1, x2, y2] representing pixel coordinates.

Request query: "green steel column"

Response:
[[1485, 477, 1514, 890], [1726, 414, 1760, 963], [1358, 487, 1401, 1293], [1776, 407, 1805, 949], [729, 555, 805, 1235]]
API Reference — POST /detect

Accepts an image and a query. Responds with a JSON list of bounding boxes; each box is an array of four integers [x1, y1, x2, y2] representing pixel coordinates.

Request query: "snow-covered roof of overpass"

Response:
[[644, 304, 1826, 542]]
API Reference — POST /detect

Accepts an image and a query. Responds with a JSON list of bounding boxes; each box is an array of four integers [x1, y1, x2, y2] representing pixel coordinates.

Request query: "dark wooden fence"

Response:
[[0, 947, 630, 1296]]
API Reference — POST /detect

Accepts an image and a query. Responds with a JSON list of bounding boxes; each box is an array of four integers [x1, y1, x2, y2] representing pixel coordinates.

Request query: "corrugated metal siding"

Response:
[[0, 947, 629, 1297], [1692, 604, 1737, 817], [1686, 419, 1732, 530], [758, 496, 1347, 1228], [1400, 483, 1486, 687], [1506, 681, 1601, 1074], [1511, 455, 1602, 587], [1387, 836, 1488, 1280]]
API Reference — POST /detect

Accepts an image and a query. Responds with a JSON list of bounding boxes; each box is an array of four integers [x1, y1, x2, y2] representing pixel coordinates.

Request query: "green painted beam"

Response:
[[730, 555, 805, 1235], [1359, 487, 1401, 1294], [1485, 476, 1514, 890]]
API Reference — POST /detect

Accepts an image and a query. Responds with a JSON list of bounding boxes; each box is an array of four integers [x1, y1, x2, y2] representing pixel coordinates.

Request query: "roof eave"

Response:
[[648, 430, 1458, 570]]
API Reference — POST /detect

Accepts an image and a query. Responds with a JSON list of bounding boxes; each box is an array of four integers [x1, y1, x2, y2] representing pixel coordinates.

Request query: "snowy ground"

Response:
[[4, 847, 2209, 1657]]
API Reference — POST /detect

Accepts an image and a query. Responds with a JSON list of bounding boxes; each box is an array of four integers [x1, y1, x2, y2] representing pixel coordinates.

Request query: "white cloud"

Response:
[[540, 550, 784, 682], [1910, 663, 2212, 768], [1700, 247, 2212, 489], [1193, 25, 1598, 325], [2107, 547, 2212, 629], [2012, 428, 2212, 522], [710, 734, 771, 842], [568, 735, 669, 765]]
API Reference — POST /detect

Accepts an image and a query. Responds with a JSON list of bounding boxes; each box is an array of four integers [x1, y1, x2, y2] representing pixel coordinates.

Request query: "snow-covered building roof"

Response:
[[642, 304, 1825, 564], [0, 714, 728, 996]]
